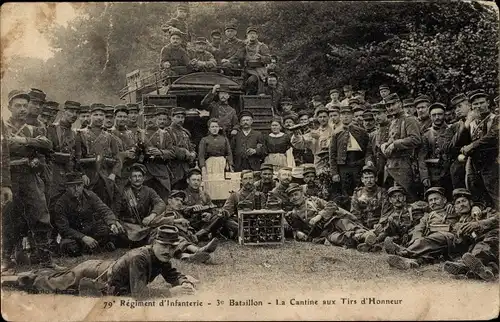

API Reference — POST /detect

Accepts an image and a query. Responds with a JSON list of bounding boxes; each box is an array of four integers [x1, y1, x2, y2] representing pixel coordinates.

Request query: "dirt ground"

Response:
[[2, 240, 499, 320]]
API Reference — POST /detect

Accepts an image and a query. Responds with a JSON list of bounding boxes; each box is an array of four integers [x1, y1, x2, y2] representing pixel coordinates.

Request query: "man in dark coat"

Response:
[[53, 172, 125, 256], [329, 105, 369, 197], [220, 22, 245, 69], [201, 84, 239, 137], [380, 93, 422, 202], [414, 95, 433, 132], [231, 110, 264, 171], [160, 30, 190, 72], [46, 100, 80, 205], [450, 91, 499, 209], [115, 163, 167, 245], [6, 225, 197, 298], [254, 163, 277, 194], [269, 167, 294, 211], [2, 90, 65, 273], [365, 102, 391, 186]]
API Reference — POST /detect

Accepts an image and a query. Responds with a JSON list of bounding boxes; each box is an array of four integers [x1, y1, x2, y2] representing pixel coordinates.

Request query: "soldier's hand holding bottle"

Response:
[[82, 236, 98, 249], [332, 174, 341, 183], [82, 174, 90, 186], [212, 84, 221, 93]]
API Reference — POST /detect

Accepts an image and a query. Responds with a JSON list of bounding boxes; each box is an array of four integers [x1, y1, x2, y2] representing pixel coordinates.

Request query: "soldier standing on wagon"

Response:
[[200, 84, 239, 137], [161, 3, 191, 47]]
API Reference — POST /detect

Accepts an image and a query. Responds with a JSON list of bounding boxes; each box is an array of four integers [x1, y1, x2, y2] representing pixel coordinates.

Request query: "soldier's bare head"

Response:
[[8, 97, 29, 121], [427, 192, 447, 211], [241, 170, 255, 189], [277, 168, 292, 186], [130, 170, 145, 188], [267, 75, 278, 87], [225, 28, 237, 39], [361, 171, 376, 188], [316, 111, 329, 126], [261, 168, 274, 183], [415, 101, 430, 119], [429, 105, 445, 127], [187, 172, 202, 190]]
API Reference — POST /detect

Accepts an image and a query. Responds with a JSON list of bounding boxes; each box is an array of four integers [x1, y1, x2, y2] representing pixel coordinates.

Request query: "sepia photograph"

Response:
[[0, 1, 499, 320]]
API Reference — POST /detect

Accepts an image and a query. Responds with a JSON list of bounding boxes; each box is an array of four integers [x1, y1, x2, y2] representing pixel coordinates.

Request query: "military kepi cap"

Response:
[[127, 103, 140, 111], [387, 185, 406, 196], [452, 188, 472, 200], [225, 23, 237, 31], [143, 104, 157, 116], [8, 90, 30, 103], [90, 103, 106, 113], [64, 100, 81, 110], [114, 104, 128, 114], [414, 95, 431, 105], [285, 183, 303, 195], [246, 26, 258, 34], [239, 110, 254, 119], [171, 106, 186, 116], [361, 164, 376, 174], [384, 93, 400, 104], [187, 167, 202, 177], [379, 84, 390, 91], [79, 105, 90, 114], [260, 163, 274, 172], [168, 190, 187, 201], [424, 186, 446, 199], [450, 93, 468, 107], [155, 225, 181, 245], [130, 163, 147, 175], [402, 98, 414, 107], [103, 105, 115, 115], [64, 172, 84, 185], [469, 90, 488, 102], [302, 164, 316, 175], [428, 102, 446, 113], [28, 88, 46, 102]]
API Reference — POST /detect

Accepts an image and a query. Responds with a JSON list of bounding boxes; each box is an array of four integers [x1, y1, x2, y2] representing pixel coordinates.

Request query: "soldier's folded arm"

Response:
[[467, 115, 499, 154], [392, 118, 422, 151], [25, 135, 53, 151]]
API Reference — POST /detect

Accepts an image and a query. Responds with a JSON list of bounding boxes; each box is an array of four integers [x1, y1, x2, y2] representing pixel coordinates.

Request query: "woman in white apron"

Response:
[[263, 118, 293, 172], [198, 118, 233, 181]]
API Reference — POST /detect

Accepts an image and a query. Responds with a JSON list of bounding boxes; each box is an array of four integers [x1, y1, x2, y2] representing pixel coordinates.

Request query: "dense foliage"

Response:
[[2, 1, 498, 106]]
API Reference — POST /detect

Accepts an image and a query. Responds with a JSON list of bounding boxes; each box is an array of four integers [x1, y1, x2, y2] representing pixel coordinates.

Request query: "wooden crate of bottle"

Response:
[[238, 210, 285, 246]]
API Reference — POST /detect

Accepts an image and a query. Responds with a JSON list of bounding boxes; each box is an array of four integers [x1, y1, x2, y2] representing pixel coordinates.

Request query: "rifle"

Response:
[[181, 204, 217, 215]]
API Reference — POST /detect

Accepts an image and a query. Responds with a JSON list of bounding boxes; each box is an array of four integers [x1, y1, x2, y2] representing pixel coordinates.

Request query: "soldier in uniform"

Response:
[[115, 163, 166, 246], [443, 189, 498, 281], [77, 105, 91, 130], [280, 97, 295, 118], [207, 29, 224, 64], [231, 110, 265, 171], [326, 89, 341, 109], [127, 103, 142, 133], [161, 3, 191, 46], [103, 105, 115, 130], [290, 110, 315, 166], [379, 85, 391, 103], [220, 22, 245, 69], [201, 84, 239, 137], [188, 37, 217, 72], [269, 167, 294, 211], [26, 88, 46, 128], [46, 100, 81, 206], [418, 103, 453, 197], [301, 164, 323, 199], [328, 104, 342, 132], [182, 168, 227, 241], [362, 110, 376, 135], [445, 93, 470, 190], [451, 91, 499, 209], [7, 225, 197, 298], [229, 26, 271, 95], [39, 101, 59, 127], [160, 30, 190, 73], [262, 72, 286, 114], [402, 98, 416, 117], [165, 107, 196, 190], [351, 101, 365, 128], [350, 165, 388, 229], [75, 103, 121, 210], [2, 90, 65, 273], [110, 105, 136, 191], [384, 187, 463, 270], [329, 105, 369, 198], [137, 105, 175, 199], [1, 118, 13, 206], [414, 95, 433, 132], [254, 163, 277, 194], [380, 93, 422, 202], [340, 85, 353, 107], [291, 107, 333, 168], [53, 172, 125, 256], [365, 102, 390, 186]]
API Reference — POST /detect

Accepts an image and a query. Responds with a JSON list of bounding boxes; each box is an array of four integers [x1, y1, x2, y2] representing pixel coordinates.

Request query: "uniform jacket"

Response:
[[53, 189, 119, 240], [166, 124, 195, 185], [183, 186, 214, 207], [1, 119, 11, 187], [222, 37, 245, 61], [231, 129, 265, 171], [419, 117, 432, 133], [162, 17, 190, 43], [365, 122, 390, 171], [329, 123, 369, 176], [254, 179, 277, 194], [291, 124, 333, 166], [385, 115, 422, 168], [4, 117, 52, 162], [350, 186, 387, 229], [222, 187, 267, 217], [107, 245, 190, 297], [418, 124, 452, 182], [160, 44, 190, 67], [200, 92, 239, 136], [117, 185, 166, 224], [46, 121, 77, 172]]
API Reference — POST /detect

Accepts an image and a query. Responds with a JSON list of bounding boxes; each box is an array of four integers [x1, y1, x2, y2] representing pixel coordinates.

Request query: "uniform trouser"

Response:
[[473, 160, 499, 209], [189, 212, 226, 235], [326, 218, 370, 247], [469, 229, 499, 269], [338, 164, 362, 198], [25, 259, 113, 293], [60, 222, 113, 257], [450, 160, 466, 190], [385, 165, 418, 202], [2, 168, 52, 264], [404, 232, 456, 263], [427, 165, 453, 200]]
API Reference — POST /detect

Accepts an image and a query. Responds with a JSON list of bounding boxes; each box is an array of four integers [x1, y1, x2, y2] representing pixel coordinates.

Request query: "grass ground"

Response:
[[2, 240, 499, 320]]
